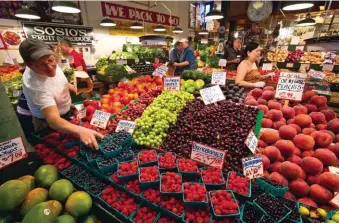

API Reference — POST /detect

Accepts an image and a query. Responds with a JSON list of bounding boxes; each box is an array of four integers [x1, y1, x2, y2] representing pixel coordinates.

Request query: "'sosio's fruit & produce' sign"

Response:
[[22, 22, 93, 45], [190, 142, 226, 169]]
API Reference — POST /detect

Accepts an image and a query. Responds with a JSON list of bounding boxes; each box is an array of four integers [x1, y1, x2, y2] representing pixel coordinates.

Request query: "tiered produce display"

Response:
[[0, 65, 23, 104]]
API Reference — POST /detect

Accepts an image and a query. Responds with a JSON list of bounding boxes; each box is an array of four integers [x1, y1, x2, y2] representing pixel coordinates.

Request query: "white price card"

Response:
[[218, 59, 227, 67], [77, 109, 86, 119], [90, 110, 111, 129], [211, 71, 226, 85], [299, 64, 310, 72], [309, 69, 325, 79], [296, 45, 305, 51], [262, 63, 273, 71], [242, 156, 264, 179], [4, 57, 15, 65], [245, 131, 258, 154], [0, 137, 27, 169], [152, 65, 168, 78], [200, 85, 226, 105], [323, 64, 334, 71], [286, 63, 294, 68], [290, 36, 300, 45], [275, 74, 306, 101], [191, 142, 226, 170], [116, 59, 127, 65], [329, 166, 339, 176], [330, 192, 339, 209], [115, 120, 136, 135], [313, 89, 330, 95], [279, 72, 307, 79], [164, 76, 180, 92]]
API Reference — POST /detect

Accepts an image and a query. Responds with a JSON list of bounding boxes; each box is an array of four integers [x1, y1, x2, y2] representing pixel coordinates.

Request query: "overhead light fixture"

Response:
[[52, 1, 81, 13], [130, 21, 143, 29], [282, 2, 314, 11], [100, 17, 116, 27], [296, 13, 316, 26], [154, 24, 166, 32], [198, 29, 208, 35], [206, 4, 223, 20], [15, 5, 40, 20], [173, 26, 183, 34]]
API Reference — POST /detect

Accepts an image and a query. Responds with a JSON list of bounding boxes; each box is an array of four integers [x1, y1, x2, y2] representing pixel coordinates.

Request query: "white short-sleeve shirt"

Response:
[[23, 66, 71, 119]]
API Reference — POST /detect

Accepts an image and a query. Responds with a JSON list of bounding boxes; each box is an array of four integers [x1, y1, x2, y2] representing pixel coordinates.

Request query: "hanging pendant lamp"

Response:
[[15, 5, 40, 19], [283, 2, 314, 11], [206, 4, 223, 20], [296, 13, 316, 26], [130, 21, 143, 29], [52, 1, 81, 13], [154, 24, 166, 32], [100, 17, 116, 27], [173, 26, 183, 34]]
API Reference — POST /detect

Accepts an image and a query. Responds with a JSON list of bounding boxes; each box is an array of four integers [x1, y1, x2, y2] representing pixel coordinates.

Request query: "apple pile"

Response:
[[247, 87, 339, 208]]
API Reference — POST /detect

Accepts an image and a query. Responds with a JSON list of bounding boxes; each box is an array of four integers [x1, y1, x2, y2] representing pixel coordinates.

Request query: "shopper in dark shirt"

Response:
[[173, 38, 197, 75], [59, 39, 87, 72], [169, 41, 183, 63], [224, 38, 242, 70]]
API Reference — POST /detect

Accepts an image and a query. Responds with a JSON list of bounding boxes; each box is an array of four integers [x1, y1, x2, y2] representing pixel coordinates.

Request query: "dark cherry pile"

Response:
[[278, 197, 300, 221], [196, 83, 246, 103], [62, 165, 85, 178], [255, 193, 290, 222], [261, 177, 285, 188], [242, 203, 261, 223], [160, 99, 258, 172]]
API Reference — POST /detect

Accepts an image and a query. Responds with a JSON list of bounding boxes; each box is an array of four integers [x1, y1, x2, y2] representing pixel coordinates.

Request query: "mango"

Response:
[[56, 214, 76, 223], [22, 200, 62, 223], [0, 180, 29, 212], [80, 214, 100, 223], [34, 165, 58, 188], [49, 179, 74, 203], [18, 175, 35, 191], [66, 191, 92, 217], [20, 188, 48, 216], [299, 206, 310, 216]]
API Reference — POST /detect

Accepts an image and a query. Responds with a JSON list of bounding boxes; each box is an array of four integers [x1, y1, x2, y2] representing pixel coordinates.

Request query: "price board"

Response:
[[330, 192, 339, 209], [152, 65, 168, 77], [0, 137, 27, 169], [191, 142, 226, 169], [275, 72, 306, 101], [90, 110, 111, 129], [309, 69, 326, 79], [218, 59, 227, 67], [211, 71, 226, 85], [242, 156, 264, 179], [262, 63, 273, 71], [245, 131, 258, 154], [115, 120, 136, 135], [164, 77, 180, 91], [200, 85, 225, 105]]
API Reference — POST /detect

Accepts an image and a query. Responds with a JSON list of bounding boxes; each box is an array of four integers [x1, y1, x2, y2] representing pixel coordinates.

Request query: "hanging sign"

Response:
[[200, 85, 225, 105], [218, 59, 227, 67], [22, 22, 94, 45], [309, 69, 326, 79], [90, 110, 111, 129], [275, 72, 306, 101], [211, 71, 226, 85], [262, 63, 273, 71], [245, 131, 258, 154], [115, 120, 136, 135], [242, 156, 264, 179], [152, 65, 168, 77], [0, 137, 27, 169], [191, 142, 226, 170], [164, 77, 180, 91]]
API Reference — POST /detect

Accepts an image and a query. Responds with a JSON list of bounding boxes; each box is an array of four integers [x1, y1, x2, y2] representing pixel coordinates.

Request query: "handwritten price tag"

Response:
[[0, 137, 27, 169], [242, 156, 263, 179], [245, 131, 258, 154], [211, 71, 226, 85], [323, 64, 334, 72], [309, 69, 325, 79], [279, 72, 307, 79], [275, 72, 306, 101], [200, 85, 225, 105], [152, 65, 168, 78], [164, 77, 180, 92], [262, 63, 273, 71], [191, 142, 226, 169], [218, 59, 227, 67], [115, 120, 136, 135], [90, 110, 111, 129], [299, 63, 310, 72], [330, 192, 339, 209], [329, 166, 339, 176]]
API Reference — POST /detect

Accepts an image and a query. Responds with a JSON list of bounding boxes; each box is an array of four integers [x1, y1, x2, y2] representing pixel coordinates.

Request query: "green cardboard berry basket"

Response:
[[138, 167, 160, 188], [139, 191, 160, 211], [117, 160, 138, 181], [129, 204, 158, 223], [137, 150, 158, 167], [226, 171, 252, 198], [177, 158, 199, 178], [159, 201, 185, 221], [200, 167, 226, 190], [95, 158, 118, 174], [160, 172, 183, 197], [99, 140, 123, 159], [154, 213, 177, 223], [256, 178, 288, 197], [182, 182, 208, 208], [158, 153, 178, 173], [239, 201, 262, 223], [209, 190, 240, 219]]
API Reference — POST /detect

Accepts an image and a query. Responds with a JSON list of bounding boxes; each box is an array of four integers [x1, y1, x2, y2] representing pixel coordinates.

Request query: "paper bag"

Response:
[[73, 71, 93, 95]]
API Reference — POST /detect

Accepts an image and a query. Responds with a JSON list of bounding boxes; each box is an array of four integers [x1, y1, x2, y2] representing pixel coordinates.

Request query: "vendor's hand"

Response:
[[233, 58, 241, 63], [77, 126, 104, 150], [68, 83, 77, 93], [254, 81, 266, 88], [173, 62, 179, 67], [265, 72, 275, 78]]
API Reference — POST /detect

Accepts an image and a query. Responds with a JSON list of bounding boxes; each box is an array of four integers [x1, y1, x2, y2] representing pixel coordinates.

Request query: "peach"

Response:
[[321, 110, 336, 122], [252, 88, 263, 98], [260, 129, 280, 144], [302, 128, 316, 135], [287, 119, 295, 125], [245, 95, 255, 102], [294, 105, 308, 115], [293, 134, 315, 151], [301, 157, 323, 175], [261, 155, 270, 171], [300, 169, 307, 180], [289, 179, 310, 197], [284, 191, 296, 200], [268, 101, 282, 110], [313, 148, 337, 166], [310, 112, 326, 124], [262, 90, 274, 100], [305, 104, 318, 113], [294, 114, 312, 128], [268, 109, 283, 121], [273, 121, 286, 130], [287, 155, 302, 166], [257, 98, 268, 105], [320, 130, 335, 141], [258, 140, 268, 148], [279, 161, 302, 180], [310, 131, 332, 148], [275, 140, 295, 157], [297, 197, 318, 207], [262, 146, 281, 163], [316, 124, 327, 130], [329, 143, 339, 158], [318, 104, 329, 112], [257, 105, 269, 115], [268, 162, 281, 173], [278, 155, 285, 162], [311, 95, 327, 107], [282, 107, 295, 120], [278, 125, 297, 140], [289, 124, 301, 133], [302, 91, 317, 102], [307, 174, 320, 185], [294, 147, 301, 156], [309, 184, 333, 205], [245, 99, 258, 106], [264, 86, 275, 91], [336, 134, 339, 143], [319, 172, 339, 191], [328, 119, 339, 134], [269, 172, 288, 186], [302, 150, 314, 158], [261, 118, 273, 128]]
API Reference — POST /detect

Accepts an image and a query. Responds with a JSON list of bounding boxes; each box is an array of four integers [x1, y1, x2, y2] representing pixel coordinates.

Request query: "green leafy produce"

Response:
[[104, 64, 128, 82], [95, 58, 109, 71], [63, 68, 75, 82], [110, 52, 138, 60], [181, 70, 211, 83], [122, 44, 166, 59], [4, 75, 23, 104], [206, 56, 218, 68]]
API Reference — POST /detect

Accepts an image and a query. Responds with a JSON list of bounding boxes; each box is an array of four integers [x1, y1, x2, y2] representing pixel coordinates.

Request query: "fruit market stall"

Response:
[[0, 64, 23, 106]]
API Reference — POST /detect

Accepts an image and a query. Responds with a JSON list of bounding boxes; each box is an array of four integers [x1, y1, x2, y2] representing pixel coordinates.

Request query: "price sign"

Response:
[[286, 63, 294, 68], [242, 156, 264, 179], [275, 72, 306, 101], [329, 166, 339, 176], [218, 59, 227, 67], [262, 63, 273, 71], [279, 72, 307, 79], [296, 45, 305, 51], [211, 71, 226, 85], [200, 85, 225, 105], [115, 120, 136, 134], [245, 131, 258, 154], [330, 192, 339, 209], [309, 69, 326, 79], [191, 142, 226, 169], [4, 57, 15, 65], [152, 65, 168, 78], [90, 110, 111, 129], [299, 63, 310, 72], [77, 109, 86, 119], [164, 77, 180, 91], [323, 64, 334, 71], [0, 137, 27, 169], [116, 59, 127, 65]]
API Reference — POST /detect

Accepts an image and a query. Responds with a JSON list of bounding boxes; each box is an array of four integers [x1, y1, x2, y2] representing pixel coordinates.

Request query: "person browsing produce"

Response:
[[58, 38, 87, 72], [236, 42, 274, 88], [19, 39, 103, 150], [169, 41, 183, 75], [173, 38, 197, 75], [224, 38, 242, 70]]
